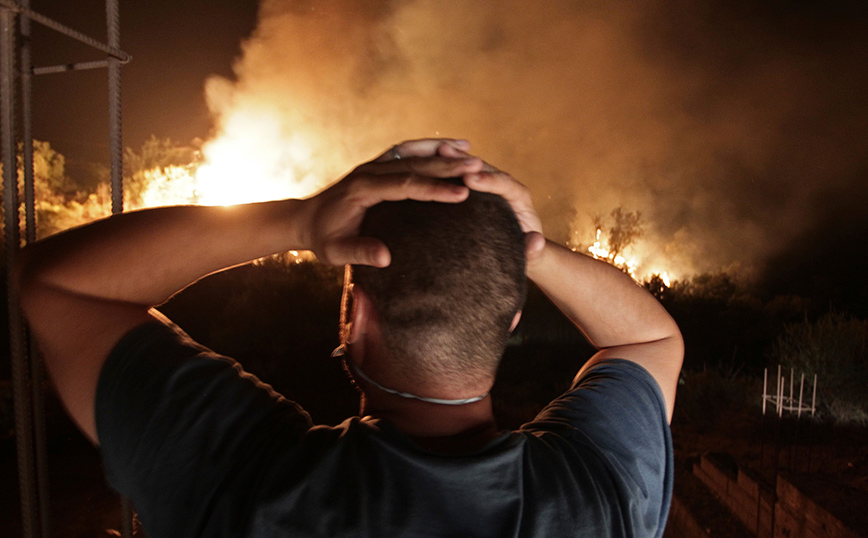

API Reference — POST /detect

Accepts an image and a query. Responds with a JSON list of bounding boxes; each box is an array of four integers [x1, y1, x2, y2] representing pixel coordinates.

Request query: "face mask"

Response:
[[331, 344, 488, 406]]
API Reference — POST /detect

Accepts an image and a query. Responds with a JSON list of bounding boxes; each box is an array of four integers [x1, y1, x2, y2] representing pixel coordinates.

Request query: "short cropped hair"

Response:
[[352, 184, 527, 391]]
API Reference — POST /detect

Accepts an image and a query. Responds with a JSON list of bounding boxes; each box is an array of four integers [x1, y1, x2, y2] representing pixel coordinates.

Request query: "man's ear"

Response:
[[348, 285, 374, 344], [509, 310, 522, 333]]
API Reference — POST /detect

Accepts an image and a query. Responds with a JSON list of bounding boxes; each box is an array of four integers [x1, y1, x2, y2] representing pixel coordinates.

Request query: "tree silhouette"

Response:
[[571, 206, 646, 275], [602, 206, 645, 262]]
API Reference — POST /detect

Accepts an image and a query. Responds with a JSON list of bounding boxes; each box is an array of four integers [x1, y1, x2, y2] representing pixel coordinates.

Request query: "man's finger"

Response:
[[464, 171, 543, 235], [525, 231, 546, 261], [354, 174, 470, 205], [437, 143, 472, 159], [322, 237, 391, 267], [464, 171, 529, 205], [359, 155, 484, 178], [373, 139, 471, 162], [436, 145, 498, 176]]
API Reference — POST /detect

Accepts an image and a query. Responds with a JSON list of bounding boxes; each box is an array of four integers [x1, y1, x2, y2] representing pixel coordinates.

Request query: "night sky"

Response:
[[23, 0, 868, 309], [28, 0, 258, 165]]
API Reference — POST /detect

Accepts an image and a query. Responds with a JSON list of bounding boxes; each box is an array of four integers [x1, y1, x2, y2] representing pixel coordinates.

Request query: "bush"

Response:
[[672, 365, 757, 432], [771, 312, 868, 425], [661, 271, 772, 375]]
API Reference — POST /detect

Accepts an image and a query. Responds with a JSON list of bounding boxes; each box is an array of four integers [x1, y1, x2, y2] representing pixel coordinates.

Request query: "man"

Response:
[[18, 138, 683, 537]]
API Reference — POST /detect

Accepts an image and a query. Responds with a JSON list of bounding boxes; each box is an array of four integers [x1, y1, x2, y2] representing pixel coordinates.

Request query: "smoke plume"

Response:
[[202, 0, 868, 283]]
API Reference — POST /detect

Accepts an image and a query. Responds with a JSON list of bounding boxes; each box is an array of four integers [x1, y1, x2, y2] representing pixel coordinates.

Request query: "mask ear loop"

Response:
[[331, 265, 353, 358]]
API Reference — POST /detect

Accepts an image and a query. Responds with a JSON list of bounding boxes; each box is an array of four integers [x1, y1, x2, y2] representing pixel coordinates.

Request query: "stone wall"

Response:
[[693, 453, 863, 538]]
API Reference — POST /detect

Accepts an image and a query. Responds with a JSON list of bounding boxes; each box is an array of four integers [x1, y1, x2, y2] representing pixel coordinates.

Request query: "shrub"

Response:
[[771, 312, 868, 425], [672, 365, 757, 432]]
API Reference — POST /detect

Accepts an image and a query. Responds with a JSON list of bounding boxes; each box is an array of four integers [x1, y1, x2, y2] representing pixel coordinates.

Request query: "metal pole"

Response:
[[780, 369, 785, 415], [19, 1, 31, 243], [762, 368, 767, 414], [33, 59, 111, 75], [106, 2, 134, 536], [776, 365, 782, 414], [19, 1, 50, 535], [3, 6, 39, 537], [107, 0, 122, 214], [0, 0, 130, 62], [797, 374, 804, 418]]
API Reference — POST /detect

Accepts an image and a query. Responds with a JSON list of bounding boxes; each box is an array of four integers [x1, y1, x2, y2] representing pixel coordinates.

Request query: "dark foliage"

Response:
[[653, 272, 807, 375], [771, 312, 868, 425]]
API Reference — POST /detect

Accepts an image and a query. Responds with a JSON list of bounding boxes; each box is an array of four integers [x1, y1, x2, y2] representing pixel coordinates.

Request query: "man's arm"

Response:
[[16, 139, 480, 443], [464, 171, 683, 422]]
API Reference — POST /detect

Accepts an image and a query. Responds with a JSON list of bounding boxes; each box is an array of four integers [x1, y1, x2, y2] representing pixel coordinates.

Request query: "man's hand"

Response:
[[433, 144, 546, 262], [306, 139, 482, 267], [463, 170, 546, 262]]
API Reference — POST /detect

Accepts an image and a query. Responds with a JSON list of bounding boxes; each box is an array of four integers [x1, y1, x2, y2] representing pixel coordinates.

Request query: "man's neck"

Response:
[[362, 394, 500, 455]]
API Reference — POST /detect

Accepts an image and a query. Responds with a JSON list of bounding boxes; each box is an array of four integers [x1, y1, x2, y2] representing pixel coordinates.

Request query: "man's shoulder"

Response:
[[519, 357, 671, 469]]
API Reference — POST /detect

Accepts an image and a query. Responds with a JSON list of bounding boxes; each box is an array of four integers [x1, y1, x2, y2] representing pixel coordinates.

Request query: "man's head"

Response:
[[349, 184, 527, 395]]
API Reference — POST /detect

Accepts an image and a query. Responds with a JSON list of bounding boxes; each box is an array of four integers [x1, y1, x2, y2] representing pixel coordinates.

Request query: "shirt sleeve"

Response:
[[95, 320, 312, 538], [521, 359, 674, 538]]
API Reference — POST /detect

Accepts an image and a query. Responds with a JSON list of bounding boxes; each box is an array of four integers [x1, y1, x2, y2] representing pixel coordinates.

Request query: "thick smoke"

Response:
[[204, 0, 868, 282]]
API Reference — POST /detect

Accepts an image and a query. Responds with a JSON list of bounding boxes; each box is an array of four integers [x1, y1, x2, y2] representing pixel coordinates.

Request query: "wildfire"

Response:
[[577, 227, 677, 287], [136, 167, 679, 287], [194, 111, 322, 206], [138, 165, 199, 207], [131, 117, 684, 287], [587, 227, 640, 277], [658, 272, 671, 287], [133, 131, 325, 209], [129, 95, 356, 210]]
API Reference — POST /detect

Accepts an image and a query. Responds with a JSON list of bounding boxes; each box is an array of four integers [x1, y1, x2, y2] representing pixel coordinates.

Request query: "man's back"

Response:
[[96, 322, 672, 538]]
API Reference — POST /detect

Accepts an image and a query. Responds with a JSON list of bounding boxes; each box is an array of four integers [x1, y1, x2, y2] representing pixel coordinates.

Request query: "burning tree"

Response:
[[570, 205, 646, 277], [598, 207, 645, 263]]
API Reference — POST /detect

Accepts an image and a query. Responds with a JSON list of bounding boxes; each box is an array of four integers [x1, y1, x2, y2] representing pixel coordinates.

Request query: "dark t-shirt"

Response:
[[96, 321, 672, 538]]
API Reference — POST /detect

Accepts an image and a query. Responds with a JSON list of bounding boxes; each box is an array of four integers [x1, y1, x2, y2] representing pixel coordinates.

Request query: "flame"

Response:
[[658, 272, 671, 287], [138, 165, 199, 207], [577, 227, 677, 286], [135, 159, 681, 288], [131, 109, 686, 286], [133, 110, 333, 209], [194, 110, 323, 206], [586, 227, 641, 279]]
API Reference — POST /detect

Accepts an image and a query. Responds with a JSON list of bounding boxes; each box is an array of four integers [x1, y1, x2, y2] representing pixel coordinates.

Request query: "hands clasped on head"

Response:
[[307, 138, 544, 269]]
